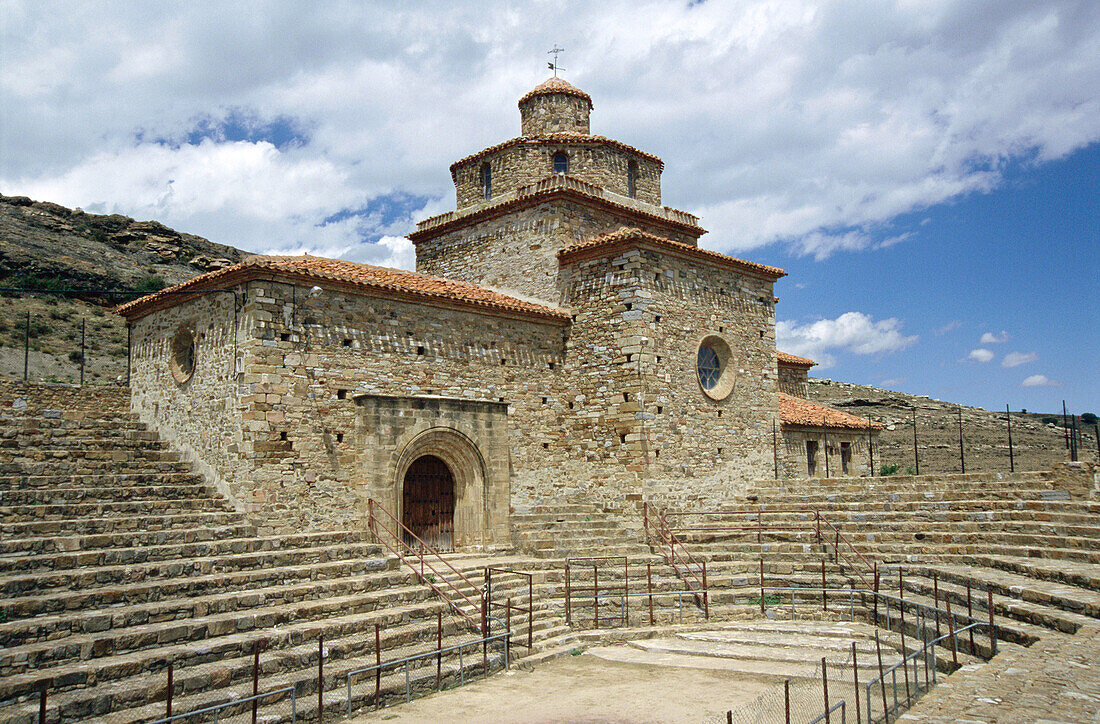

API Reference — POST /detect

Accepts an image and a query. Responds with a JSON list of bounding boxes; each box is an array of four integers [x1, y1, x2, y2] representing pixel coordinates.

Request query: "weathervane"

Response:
[[547, 45, 565, 77]]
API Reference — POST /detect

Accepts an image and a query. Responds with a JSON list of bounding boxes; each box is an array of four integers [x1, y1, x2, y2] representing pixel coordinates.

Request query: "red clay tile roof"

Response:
[[557, 227, 786, 282], [777, 351, 817, 367], [116, 255, 570, 324], [410, 176, 702, 243], [450, 133, 663, 174], [518, 77, 593, 109], [779, 392, 883, 431]]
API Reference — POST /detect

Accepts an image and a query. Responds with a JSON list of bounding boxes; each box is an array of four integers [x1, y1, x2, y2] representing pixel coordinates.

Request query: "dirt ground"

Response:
[[347, 652, 774, 724]]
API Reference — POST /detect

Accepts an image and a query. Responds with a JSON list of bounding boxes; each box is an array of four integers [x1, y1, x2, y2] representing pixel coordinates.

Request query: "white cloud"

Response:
[[0, 2, 1097, 262], [776, 311, 917, 368], [967, 349, 994, 363], [1002, 351, 1038, 368], [935, 321, 963, 336], [1021, 374, 1059, 387], [981, 331, 1009, 344]]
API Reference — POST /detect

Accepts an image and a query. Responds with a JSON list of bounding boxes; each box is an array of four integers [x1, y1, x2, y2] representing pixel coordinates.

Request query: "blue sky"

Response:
[[1, 1, 1097, 414]]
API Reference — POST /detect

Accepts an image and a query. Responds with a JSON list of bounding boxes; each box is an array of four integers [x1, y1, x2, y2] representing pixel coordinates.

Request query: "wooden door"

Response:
[[402, 455, 455, 552]]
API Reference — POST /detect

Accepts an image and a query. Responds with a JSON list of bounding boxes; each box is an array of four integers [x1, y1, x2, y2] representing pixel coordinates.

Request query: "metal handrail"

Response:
[[146, 686, 296, 724], [817, 514, 876, 587], [367, 498, 484, 630], [644, 505, 707, 604], [807, 699, 846, 724], [345, 628, 512, 715], [485, 567, 534, 649]]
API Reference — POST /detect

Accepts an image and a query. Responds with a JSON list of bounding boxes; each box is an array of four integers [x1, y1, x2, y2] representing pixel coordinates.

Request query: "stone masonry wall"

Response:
[[416, 198, 698, 305], [0, 379, 129, 414], [128, 292, 249, 509], [778, 364, 810, 398], [519, 93, 590, 135], [779, 426, 873, 479], [453, 143, 662, 209]]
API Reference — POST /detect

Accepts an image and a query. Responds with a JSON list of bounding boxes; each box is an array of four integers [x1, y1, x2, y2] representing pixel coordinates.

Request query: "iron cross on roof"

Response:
[[547, 45, 565, 77]]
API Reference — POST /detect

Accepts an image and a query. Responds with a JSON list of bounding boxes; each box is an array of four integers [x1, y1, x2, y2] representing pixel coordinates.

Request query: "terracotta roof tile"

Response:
[[518, 77, 593, 108], [116, 255, 570, 323], [411, 176, 702, 243], [558, 227, 786, 281], [779, 392, 883, 431], [777, 351, 817, 367], [450, 133, 662, 174]]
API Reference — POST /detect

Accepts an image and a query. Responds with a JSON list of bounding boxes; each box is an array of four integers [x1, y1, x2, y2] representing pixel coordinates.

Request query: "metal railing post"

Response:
[[167, 662, 173, 719], [822, 656, 830, 724], [593, 564, 599, 629], [875, 632, 888, 724], [318, 636, 324, 724], [946, 596, 958, 667], [647, 562, 654, 625], [375, 623, 381, 702], [565, 563, 571, 625], [852, 641, 861, 724], [966, 580, 975, 655], [436, 611, 442, 689], [702, 560, 708, 619], [760, 559, 765, 615], [988, 589, 997, 655], [784, 679, 791, 724], [822, 559, 827, 611]]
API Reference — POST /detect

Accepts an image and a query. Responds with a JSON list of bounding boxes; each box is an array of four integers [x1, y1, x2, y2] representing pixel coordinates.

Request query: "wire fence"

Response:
[[6, 604, 512, 724]]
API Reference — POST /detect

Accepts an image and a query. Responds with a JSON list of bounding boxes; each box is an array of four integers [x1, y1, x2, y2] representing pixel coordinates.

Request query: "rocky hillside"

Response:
[[806, 378, 1098, 474], [0, 193, 248, 384]]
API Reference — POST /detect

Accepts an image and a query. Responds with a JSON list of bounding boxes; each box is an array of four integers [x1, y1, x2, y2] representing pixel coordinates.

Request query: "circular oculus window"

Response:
[[696, 335, 736, 401], [169, 327, 196, 384]]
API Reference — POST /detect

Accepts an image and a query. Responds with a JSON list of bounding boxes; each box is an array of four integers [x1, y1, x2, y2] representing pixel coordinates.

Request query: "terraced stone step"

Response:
[[0, 460, 195, 477], [0, 521, 258, 556], [0, 484, 219, 507], [855, 542, 1100, 566], [0, 471, 207, 490], [0, 539, 385, 595], [0, 509, 247, 537], [951, 554, 1100, 593], [0, 496, 235, 522], [0, 582, 455, 689]]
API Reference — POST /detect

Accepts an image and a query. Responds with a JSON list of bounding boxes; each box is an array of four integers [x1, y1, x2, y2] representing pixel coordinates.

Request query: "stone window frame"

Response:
[[552, 150, 569, 175], [168, 324, 197, 385], [695, 334, 736, 401], [479, 162, 492, 200]]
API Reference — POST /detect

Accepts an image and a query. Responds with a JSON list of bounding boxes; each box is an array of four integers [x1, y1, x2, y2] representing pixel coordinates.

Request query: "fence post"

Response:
[[565, 563, 571, 626], [868, 422, 875, 476], [436, 611, 442, 690], [167, 662, 173, 718], [912, 406, 919, 475], [875, 631, 888, 723], [1006, 405, 1014, 472], [852, 641, 861, 724], [38, 683, 46, 724], [482, 591, 488, 671], [625, 558, 630, 626], [23, 311, 30, 381], [987, 589, 997, 655], [318, 636, 324, 724], [506, 599, 512, 657], [759, 558, 765, 615], [822, 559, 827, 611], [966, 581, 975, 654], [1062, 401, 1070, 450], [900, 612, 911, 703], [528, 575, 534, 650], [702, 560, 709, 620], [647, 562, 654, 625], [822, 656, 830, 724], [375, 623, 381, 702], [593, 564, 599, 629], [773, 420, 778, 479], [946, 595, 958, 667], [933, 572, 941, 639], [824, 420, 830, 478], [80, 318, 86, 386], [957, 405, 965, 473], [126, 322, 132, 386], [784, 679, 791, 724], [252, 640, 261, 724]]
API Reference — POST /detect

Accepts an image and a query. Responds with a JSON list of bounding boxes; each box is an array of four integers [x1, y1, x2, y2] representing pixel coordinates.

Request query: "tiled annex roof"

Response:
[[116, 255, 571, 324], [777, 351, 817, 367], [411, 175, 702, 243], [558, 227, 786, 282], [779, 392, 883, 431], [518, 77, 593, 108], [449, 133, 663, 175]]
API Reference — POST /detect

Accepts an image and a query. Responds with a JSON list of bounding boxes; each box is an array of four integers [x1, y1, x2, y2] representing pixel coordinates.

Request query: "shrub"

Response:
[[68, 351, 83, 365], [905, 466, 918, 475], [133, 276, 167, 294], [880, 463, 900, 476], [1082, 413, 1098, 426]]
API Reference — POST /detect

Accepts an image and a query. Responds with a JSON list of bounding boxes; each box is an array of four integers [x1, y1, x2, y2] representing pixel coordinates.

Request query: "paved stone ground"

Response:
[[900, 625, 1100, 723]]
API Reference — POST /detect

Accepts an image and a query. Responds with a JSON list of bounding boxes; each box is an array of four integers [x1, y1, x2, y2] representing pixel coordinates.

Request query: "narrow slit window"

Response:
[[480, 162, 492, 200]]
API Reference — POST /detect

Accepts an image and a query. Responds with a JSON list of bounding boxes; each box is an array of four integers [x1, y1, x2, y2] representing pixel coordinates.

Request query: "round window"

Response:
[[696, 335, 736, 401], [169, 327, 196, 384]]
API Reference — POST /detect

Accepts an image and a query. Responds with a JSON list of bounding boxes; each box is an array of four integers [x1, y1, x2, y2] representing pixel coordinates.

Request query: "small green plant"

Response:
[[0, 609, 8, 624], [133, 276, 167, 294], [1082, 412, 1098, 426], [880, 463, 900, 476], [905, 466, 918, 475], [748, 594, 781, 606], [570, 647, 583, 656]]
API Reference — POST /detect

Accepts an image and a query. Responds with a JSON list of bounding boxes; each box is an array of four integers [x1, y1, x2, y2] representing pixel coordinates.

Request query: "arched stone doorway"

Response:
[[401, 454, 456, 551]]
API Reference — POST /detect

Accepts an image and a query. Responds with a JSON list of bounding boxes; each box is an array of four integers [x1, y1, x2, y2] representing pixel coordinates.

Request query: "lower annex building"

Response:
[[118, 77, 880, 551]]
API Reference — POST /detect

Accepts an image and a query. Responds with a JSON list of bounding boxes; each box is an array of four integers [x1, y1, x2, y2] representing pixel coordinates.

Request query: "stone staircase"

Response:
[[654, 467, 1100, 659], [0, 385, 542, 724]]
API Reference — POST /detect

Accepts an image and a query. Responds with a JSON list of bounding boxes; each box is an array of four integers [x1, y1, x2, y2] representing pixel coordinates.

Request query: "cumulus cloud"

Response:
[[1021, 374, 1059, 387], [981, 331, 1010, 344], [1002, 351, 1038, 368], [1, 1, 1098, 261], [935, 321, 963, 336], [776, 311, 917, 368], [967, 349, 995, 363]]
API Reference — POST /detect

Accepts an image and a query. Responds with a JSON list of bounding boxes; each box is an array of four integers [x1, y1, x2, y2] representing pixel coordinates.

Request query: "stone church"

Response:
[[118, 77, 879, 551]]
